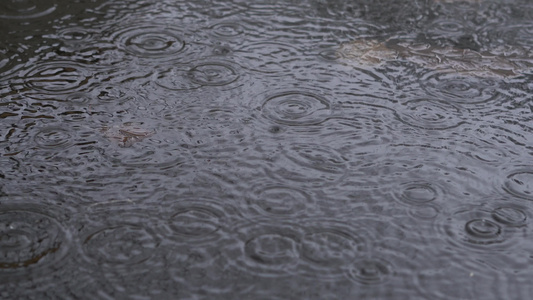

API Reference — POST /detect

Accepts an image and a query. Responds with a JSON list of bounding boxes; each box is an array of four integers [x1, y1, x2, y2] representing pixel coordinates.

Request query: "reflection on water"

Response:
[[2, 0, 533, 298]]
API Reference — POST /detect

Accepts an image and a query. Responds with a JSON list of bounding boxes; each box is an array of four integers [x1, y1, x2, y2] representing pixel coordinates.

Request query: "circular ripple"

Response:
[[421, 71, 502, 105], [395, 98, 465, 130], [21, 61, 92, 94], [57, 27, 92, 44], [113, 25, 185, 59], [270, 143, 348, 187], [0, 0, 56, 19], [503, 167, 533, 201], [491, 206, 528, 227], [158, 198, 237, 246], [229, 221, 303, 277], [347, 258, 394, 285], [187, 62, 239, 86], [298, 220, 369, 279], [261, 90, 331, 126], [437, 205, 514, 251], [247, 184, 311, 217], [0, 205, 70, 277], [82, 224, 159, 266], [393, 181, 443, 206], [34, 127, 73, 149], [210, 22, 244, 38]]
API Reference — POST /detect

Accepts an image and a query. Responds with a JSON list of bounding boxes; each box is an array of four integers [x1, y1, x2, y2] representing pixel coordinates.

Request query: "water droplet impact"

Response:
[[464, 219, 502, 242], [261, 91, 331, 126], [113, 25, 186, 59], [22, 61, 92, 94], [0, 0, 56, 20], [491, 206, 528, 227], [0, 206, 70, 277], [271, 143, 347, 187], [395, 181, 442, 206], [503, 169, 533, 201], [348, 258, 394, 285], [187, 62, 239, 86], [230, 222, 303, 277], [421, 71, 502, 104], [438, 206, 513, 251], [82, 224, 158, 265], [248, 184, 310, 217], [211, 22, 244, 38], [34, 127, 73, 149], [395, 98, 464, 130], [245, 234, 298, 265]]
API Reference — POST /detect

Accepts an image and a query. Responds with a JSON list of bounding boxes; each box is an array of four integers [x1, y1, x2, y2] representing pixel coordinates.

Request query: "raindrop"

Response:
[[210, 22, 244, 38]]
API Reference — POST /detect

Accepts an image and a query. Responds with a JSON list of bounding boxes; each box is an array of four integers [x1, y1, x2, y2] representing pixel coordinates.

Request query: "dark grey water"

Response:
[[2, 0, 533, 298]]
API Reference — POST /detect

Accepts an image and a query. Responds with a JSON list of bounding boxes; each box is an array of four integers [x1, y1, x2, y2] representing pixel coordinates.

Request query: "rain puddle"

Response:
[[1, 0, 533, 299]]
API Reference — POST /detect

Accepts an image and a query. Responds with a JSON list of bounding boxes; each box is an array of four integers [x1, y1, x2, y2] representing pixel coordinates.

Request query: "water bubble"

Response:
[[260, 90, 331, 126], [82, 224, 159, 265], [347, 258, 394, 285], [0, 205, 71, 278], [395, 98, 465, 130]]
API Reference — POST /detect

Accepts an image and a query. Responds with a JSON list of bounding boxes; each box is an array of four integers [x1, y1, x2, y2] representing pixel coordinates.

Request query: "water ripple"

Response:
[[268, 143, 348, 187], [260, 90, 332, 126], [0, 0, 56, 20], [502, 166, 533, 201], [34, 127, 73, 149], [112, 24, 186, 60], [347, 257, 394, 285], [82, 223, 159, 266], [238, 42, 302, 74], [420, 70, 504, 105], [298, 219, 369, 280], [244, 182, 314, 218], [228, 220, 304, 277], [0, 204, 71, 279], [393, 181, 444, 206], [158, 197, 238, 246], [394, 98, 466, 130], [156, 60, 242, 91], [435, 204, 523, 251], [17, 61, 94, 95]]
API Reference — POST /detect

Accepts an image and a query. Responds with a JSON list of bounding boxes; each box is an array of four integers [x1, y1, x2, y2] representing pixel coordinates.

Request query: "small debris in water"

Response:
[[101, 123, 155, 147]]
